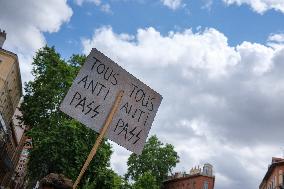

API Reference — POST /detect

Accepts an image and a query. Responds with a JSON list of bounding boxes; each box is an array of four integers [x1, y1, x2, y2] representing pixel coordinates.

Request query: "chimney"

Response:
[[0, 29, 7, 48]]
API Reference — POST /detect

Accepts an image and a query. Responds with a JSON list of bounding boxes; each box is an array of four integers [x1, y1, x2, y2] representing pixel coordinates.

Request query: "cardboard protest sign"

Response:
[[60, 48, 162, 154]]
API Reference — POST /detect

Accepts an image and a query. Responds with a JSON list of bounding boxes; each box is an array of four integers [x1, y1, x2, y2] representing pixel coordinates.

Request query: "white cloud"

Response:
[[267, 33, 284, 49], [101, 3, 113, 14], [82, 26, 284, 189], [74, 0, 112, 14], [161, 0, 183, 10], [202, 0, 213, 11], [268, 33, 284, 43], [223, 0, 284, 14], [75, 0, 101, 6], [0, 0, 72, 83], [83, 26, 239, 78]]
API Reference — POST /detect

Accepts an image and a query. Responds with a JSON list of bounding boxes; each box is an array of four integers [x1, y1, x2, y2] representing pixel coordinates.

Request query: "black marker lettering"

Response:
[[87, 80, 96, 94], [118, 122, 129, 140], [111, 73, 118, 86], [114, 119, 124, 132], [103, 67, 113, 81], [133, 130, 142, 144], [70, 92, 81, 105], [137, 109, 145, 122], [97, 63, 105, 74], [96, 83, 106, 96], [144, 113, 149, 126], [120, 102, 129, 114], [132, 109, 138, 119], [148, 97, 155, 111], [104, 89, 110, 100], [128, 127, 136, 141], [77, 75, 88, 88], [130, 83, 138, 97], [91, 57, 100, 70], [142, 95, 150, 108], [135, 89, 145, 102], [75, 97, 86, 112], [85, 101, 94, 115], [91, 105, 100, 118], [128, 104, 133, 114]]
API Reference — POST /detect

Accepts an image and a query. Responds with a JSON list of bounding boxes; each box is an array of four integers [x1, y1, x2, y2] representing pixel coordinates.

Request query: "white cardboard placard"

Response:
[[60, 48, 162, 154]]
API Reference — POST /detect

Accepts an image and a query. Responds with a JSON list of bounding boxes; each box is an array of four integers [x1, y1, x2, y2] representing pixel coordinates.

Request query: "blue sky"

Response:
[[45, 0, 284, 59], [2, 0, 284, 189]]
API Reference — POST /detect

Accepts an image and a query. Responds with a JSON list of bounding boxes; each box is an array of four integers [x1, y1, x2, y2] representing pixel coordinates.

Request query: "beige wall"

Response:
[[0, 51, 14, 79], [0, 48, 23, 188], [0, 78, 14, 127], [0, 49, 22, 127]]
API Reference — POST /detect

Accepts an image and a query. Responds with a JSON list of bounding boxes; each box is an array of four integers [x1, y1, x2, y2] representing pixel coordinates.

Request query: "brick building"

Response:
[[9, 107, 31, 189], [0, 29, 24, 188], [13, 136, 32, 189], [163, 163, 215, 189], [259, 157, 284, 189]]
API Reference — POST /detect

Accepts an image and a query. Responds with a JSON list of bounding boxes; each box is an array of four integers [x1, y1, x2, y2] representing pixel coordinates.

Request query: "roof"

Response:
[[0, 47, 17, 57], [259, 158, 284, 188], [163, 173, 215, 184]]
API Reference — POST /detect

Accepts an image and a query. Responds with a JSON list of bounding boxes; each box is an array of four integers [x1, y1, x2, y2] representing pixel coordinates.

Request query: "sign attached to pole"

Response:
[[60, 48, 162, 155]]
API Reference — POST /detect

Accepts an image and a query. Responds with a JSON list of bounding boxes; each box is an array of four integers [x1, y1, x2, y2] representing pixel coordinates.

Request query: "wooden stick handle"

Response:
[[73, 90, 124, 189]]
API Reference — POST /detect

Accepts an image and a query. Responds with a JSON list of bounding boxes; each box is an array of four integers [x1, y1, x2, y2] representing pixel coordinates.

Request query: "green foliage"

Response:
[[126, 135, 179, 187], [132, 171, 159, 189], [20, 46, 119, 188], [82, 169, 123, 189]]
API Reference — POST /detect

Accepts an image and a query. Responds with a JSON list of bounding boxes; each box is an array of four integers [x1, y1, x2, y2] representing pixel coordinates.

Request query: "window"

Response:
[[0, 113, 6, 131], [203, 181, 209, 189], [280, 170, 283, 185]]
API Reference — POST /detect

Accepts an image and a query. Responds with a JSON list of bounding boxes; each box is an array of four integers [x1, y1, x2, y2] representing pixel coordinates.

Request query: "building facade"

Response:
[[0, 29, 24, 188], [260, 157, 284, 189], [12, 137, 32, 189], [163, 163, 215, 189]]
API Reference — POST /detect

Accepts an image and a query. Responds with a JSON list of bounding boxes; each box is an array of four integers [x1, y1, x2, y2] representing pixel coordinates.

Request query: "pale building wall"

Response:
[[0, 49, 22, 127], [0, 52, 14, 78], [12, 106, 25, 143], [0, 48, 23, 188]]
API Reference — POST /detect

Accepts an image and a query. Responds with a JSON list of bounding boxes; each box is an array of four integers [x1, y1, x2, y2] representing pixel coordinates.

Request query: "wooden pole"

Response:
[[73, 90, 124, 189]]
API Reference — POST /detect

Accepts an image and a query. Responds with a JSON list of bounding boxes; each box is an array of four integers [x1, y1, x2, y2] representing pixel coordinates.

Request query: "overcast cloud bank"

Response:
[[0, 0, 72, 83]]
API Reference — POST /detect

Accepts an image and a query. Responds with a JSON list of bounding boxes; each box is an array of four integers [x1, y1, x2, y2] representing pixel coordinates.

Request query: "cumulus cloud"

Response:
[[161, 0, 184, 10], [267, 33, 284, 49], [74, 0, 113, 14], [82, 26, 284, 189], [223, 0, 284, 14], [268, 33, 284, 43], [74, 0, 101, 6], [0, 0, 72, 83]]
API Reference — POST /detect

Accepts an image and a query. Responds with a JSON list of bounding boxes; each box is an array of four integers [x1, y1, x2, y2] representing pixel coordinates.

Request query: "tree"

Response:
[[126, 135, 179, 187], [20, 46, 121, 188], [82, 169, 123, 189], [132, 171, 159, 189]]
